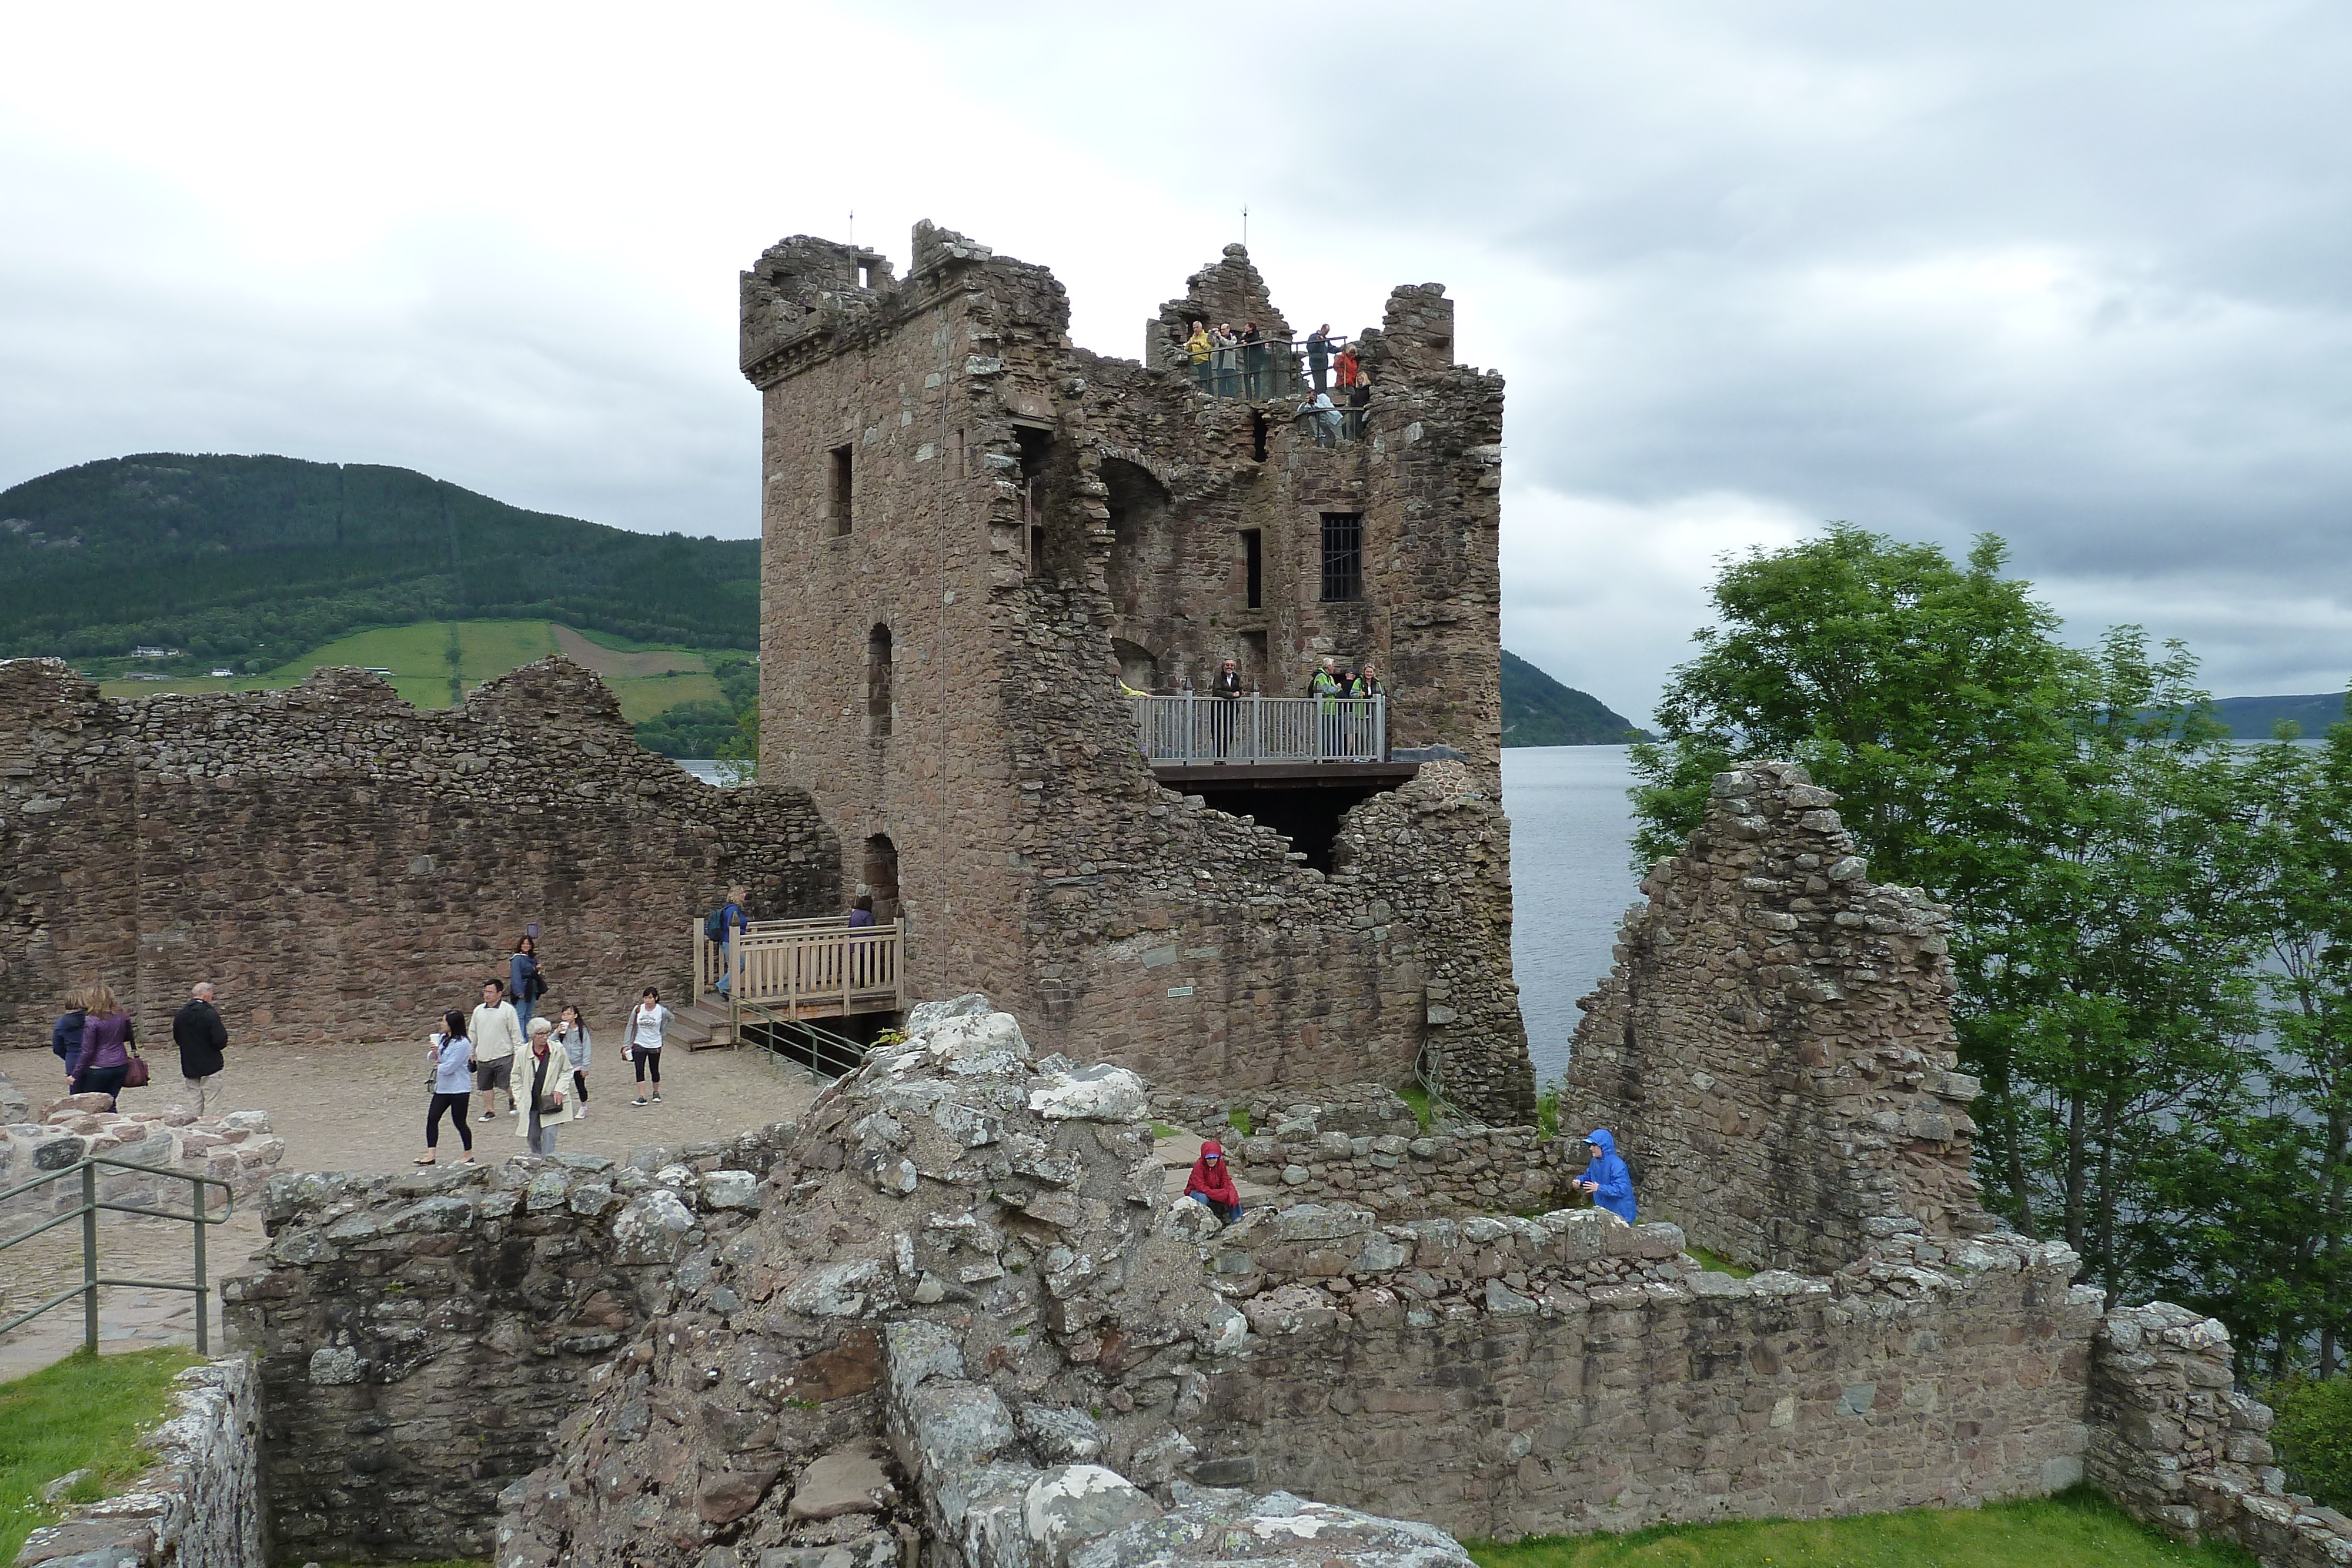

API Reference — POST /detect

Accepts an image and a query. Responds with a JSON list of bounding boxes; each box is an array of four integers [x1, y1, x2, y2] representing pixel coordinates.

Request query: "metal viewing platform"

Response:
[[1129, 693, 1385, 767]]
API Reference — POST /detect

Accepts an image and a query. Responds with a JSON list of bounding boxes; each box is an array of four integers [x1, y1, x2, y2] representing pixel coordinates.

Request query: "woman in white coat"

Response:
[[517, 1017, 575, 1155]]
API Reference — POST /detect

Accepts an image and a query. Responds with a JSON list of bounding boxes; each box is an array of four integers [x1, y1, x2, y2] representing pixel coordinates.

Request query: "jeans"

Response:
[[426, 1092, 473, 1151], [182, 1074, 215, 1116], [1187, 1192, 1241, 1223], [527, 1122, 559, 1155], [73, 1064, 129, 1104], [1309, 355, 1328, 393], [514, 997, 534, 1035]]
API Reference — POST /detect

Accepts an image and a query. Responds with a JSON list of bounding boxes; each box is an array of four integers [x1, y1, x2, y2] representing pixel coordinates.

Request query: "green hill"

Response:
[[1501, 650, 1651, 746], [2211, 691, 2346, 739], [0, 453, 759, 660]]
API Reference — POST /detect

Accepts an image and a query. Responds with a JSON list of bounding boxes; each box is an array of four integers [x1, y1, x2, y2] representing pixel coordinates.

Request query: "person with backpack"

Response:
[[707, 886, 749, 994], [509, 935, 545, 1035], [418, 1011, 476, 1165]]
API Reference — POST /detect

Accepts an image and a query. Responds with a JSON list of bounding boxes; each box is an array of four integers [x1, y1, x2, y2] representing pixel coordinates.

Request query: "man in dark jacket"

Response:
[[172, 981, 228, 1116], [51, 995, 88, 1071]]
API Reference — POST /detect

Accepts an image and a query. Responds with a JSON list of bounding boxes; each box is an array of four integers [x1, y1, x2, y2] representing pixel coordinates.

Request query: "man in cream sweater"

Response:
[[470, 978, 525, 1122]]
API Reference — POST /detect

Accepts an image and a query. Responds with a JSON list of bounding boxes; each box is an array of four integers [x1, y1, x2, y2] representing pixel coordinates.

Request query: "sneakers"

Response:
[[574, 1108, 586, 1121], [509, 1107, 520, 1116], [477, 1111, 495, 1122], [632, 1097, 647, 1106], [652, 1094, 663, 1104]]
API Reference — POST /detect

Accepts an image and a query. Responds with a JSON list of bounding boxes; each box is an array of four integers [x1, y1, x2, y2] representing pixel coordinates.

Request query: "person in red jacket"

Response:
[[1184, 1139, 1244, 1223]]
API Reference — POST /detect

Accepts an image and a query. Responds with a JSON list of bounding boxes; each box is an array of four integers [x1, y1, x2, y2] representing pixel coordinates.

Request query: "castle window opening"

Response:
[[1241, 529, 1263, 609], [856, 262, 873, 288], [1320, 512, 1364, 602], [1252, 410, 1269, 462], [866, 624, 893, 737], [1028, 525, 1045, 579], [1014, 425, 1055, 537], [827, 445, 854, 536]]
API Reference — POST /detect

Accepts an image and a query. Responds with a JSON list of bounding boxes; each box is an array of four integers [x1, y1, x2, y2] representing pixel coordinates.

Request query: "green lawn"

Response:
[[91, 618, 723, 718], [1465, 1489, 2255, 1568], [0, 1348, 200, 1564]]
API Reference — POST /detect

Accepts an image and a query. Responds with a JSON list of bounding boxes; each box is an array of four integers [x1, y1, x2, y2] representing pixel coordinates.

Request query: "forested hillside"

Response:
[[0, 454, 759, 658], [1500, 650, 1651, 745]]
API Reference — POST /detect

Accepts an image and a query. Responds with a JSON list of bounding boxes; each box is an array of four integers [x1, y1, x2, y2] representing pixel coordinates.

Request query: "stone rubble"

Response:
[[0, 1071, 283, 1232]]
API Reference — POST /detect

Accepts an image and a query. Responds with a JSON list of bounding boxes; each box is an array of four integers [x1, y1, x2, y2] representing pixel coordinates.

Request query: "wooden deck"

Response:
[[690, 916, 903, 1044]]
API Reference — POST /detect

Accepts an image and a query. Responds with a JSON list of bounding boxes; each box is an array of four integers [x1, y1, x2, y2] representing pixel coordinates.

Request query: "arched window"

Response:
[[866, 624, 893, 738]]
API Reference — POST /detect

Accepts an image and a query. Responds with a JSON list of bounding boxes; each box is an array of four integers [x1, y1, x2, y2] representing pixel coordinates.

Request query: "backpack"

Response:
[[704, 907, 727, 941]]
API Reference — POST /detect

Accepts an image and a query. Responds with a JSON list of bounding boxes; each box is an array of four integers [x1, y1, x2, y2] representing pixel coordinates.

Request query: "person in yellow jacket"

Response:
[[517, 1017, 576, 1155], [1184, 319, 1211, 393]]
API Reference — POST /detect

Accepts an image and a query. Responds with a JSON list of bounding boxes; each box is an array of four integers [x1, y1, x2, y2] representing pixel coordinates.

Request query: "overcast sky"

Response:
[[4, 1, 2348, 721]]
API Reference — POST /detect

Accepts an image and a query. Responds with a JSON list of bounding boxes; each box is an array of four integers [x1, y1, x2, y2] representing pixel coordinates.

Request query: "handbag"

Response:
[[536, 1090, 565, 1116], [122, 1050, 150, 1090]]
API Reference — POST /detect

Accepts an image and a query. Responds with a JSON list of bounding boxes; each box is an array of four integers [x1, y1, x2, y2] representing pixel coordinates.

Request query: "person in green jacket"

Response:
[[1308, 658, 1343, 758]]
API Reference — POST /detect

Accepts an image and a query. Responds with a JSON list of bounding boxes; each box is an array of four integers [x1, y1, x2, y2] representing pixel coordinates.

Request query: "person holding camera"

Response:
[[1576, 1129, 1638, 1222]]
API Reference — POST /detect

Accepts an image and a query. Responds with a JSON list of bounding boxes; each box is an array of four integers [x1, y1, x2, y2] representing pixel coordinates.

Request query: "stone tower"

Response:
[[740, 223, 1532, 1120]]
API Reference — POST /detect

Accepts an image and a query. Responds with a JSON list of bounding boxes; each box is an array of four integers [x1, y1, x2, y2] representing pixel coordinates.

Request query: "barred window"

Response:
[[1320, 512, 1363, 603]]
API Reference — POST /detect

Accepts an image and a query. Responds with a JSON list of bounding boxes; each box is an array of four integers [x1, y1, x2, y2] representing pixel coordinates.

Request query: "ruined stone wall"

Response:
[[1190, 1216, 2099, 1540], [0, 657, 838, 1052], [1153, 1084, 1581, 1219], [1563, 761, 1987, 1272], [221, 1124, 797, 1562], [2087, 1301, 2352, 1566], [214, 1002, 2221, 1567], [1, 1078, 284, 1236], [744, 224, 1530, 1124], [12, 1355, 265, 1568]]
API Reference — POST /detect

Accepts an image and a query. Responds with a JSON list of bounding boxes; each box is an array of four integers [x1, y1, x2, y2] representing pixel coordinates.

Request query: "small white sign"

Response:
[[1167, 985, 1195, 998]]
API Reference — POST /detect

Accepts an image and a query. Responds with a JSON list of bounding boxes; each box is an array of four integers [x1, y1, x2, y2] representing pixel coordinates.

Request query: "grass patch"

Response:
[[1536, 1079, 1562, 1140], [1227, 1107, 1253, 1137], [1680, 1243, 1756, 1279], [92, 618, 730, 717], [1150, 1123, 1182, 1139], [0, 1347, 201, 1563], [1397, 1084, 1435, 1131], [1464, 1487, 2254, 1568]]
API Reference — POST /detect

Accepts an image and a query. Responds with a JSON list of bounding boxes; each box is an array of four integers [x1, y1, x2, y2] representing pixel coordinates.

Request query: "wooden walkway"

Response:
[[688, 915, 903, 1046]]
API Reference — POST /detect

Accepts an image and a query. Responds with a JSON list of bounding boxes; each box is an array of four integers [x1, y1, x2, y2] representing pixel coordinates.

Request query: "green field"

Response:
[[0, 1348, 201, 1564], [1465, 1489, 2254, 1568], [94, 619, 726, 723]]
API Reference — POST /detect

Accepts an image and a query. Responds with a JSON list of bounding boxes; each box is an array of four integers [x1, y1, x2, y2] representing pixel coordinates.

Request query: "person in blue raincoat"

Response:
[[1577, 1129, 1637, 1222]]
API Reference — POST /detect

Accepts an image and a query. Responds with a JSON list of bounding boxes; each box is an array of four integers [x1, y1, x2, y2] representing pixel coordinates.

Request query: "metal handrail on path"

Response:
[[734, 998, 873, 1082], [0, 1155, 236, 1355]]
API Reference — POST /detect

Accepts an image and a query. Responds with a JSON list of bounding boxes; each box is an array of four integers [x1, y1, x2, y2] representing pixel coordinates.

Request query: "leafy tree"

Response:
[[1632, 530, 2256, 1305]]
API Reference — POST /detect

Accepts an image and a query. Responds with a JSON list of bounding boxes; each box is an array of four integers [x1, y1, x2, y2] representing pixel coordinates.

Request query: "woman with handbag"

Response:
[[419, 1010, 476, 1165], [68, 982, 141, 1107], [517, 1017, 575, 1156]]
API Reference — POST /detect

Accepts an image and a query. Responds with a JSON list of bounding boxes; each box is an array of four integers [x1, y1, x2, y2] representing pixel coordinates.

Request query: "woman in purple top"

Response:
[[847, 894, 877, 928], [69, 982, 137, 1106]]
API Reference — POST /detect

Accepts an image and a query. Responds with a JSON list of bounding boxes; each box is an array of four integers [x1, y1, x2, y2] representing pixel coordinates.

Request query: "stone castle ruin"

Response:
[[14, 226, 2352, 1568], [738, 224, 1529, 1121]]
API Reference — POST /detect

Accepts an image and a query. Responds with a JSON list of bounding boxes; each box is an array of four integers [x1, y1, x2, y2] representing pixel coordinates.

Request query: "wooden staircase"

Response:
[[672, 998, 737, 1052]]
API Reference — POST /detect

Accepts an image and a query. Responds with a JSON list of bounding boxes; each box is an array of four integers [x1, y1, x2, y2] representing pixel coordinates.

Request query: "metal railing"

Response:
[[1130, 693, 1387, 765], [736, 1000, 874, 1082], [1173, 333, 1358, 403], [692, 917, 904, 1017], [0, 1156, 235, 1355]]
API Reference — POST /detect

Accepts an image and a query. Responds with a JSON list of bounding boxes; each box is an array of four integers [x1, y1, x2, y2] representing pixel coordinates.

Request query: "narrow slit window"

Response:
[[866, 624, 893, 738], [827, 445, 854, 536], [1241, 529, 1263, 609], [1029, 525, 1045, 578], [1319, 513, 1363, 603]]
